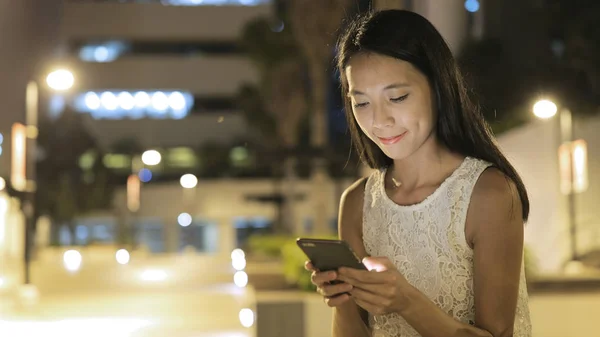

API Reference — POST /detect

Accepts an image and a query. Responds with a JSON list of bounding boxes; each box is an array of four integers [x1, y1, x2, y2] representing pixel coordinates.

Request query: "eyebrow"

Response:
[[348, 83, 410, 96]]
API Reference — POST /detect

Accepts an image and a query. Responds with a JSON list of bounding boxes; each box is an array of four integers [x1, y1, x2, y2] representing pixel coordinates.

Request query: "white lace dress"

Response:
[[362, 157, 532, 337]]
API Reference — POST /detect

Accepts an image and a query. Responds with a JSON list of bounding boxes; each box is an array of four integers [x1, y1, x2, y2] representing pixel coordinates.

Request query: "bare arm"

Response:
[[394, 168, 524, 337], [332, 178, 371, 337]]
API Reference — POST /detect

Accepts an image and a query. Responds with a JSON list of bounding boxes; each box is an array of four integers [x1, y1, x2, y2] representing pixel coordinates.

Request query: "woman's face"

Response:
[[345, 52, 437, 161]]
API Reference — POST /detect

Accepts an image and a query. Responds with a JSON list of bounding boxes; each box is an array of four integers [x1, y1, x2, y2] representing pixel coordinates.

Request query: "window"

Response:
[[71, 40, 244, 62]]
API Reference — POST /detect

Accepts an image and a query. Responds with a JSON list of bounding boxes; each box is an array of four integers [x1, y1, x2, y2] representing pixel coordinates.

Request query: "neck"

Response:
[[389, 136, 461, 190]]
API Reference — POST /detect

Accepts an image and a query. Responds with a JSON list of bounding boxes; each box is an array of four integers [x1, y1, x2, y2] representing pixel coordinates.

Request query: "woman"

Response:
[[306, 10, 532, 337]]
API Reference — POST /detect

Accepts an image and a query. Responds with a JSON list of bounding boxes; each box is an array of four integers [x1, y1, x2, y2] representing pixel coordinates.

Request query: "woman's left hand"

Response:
[[337, 257, 413, 315]]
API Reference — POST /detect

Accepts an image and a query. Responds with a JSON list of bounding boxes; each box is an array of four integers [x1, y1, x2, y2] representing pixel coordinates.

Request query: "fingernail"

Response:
[[329, 271, 336, 278]]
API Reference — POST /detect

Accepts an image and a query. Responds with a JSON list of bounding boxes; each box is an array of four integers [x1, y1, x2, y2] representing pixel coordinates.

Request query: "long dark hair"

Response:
[[337, 10, 530, 221]]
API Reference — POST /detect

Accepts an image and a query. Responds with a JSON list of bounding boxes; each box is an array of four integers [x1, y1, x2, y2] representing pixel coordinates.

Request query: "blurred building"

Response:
[[0, 0, 63, 180], [43, 0, 542, 255], [57, 0, 271, 177], [51, 0, 345, 253], [0, 0, 64, 290], [498, 114, 600, 273]]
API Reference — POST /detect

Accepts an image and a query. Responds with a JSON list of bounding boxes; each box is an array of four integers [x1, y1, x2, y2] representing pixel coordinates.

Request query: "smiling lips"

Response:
[[377, 132, 407, 145]]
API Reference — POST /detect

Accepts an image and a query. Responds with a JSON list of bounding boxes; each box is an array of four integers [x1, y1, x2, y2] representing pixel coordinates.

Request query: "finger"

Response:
[[349, 286, 383, 304], [324, 293, 351, 307], [305, 261, 315, 272], [311, 270, 337, 285], [318, 282, 353, 298], [352, 297, 382, 315], [337, 268, 385, 284]]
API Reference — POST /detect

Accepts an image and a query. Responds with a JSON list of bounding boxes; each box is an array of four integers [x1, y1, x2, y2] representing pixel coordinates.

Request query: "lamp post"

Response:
[[532, 99, 578, 262], [18, 68, 75, 284]]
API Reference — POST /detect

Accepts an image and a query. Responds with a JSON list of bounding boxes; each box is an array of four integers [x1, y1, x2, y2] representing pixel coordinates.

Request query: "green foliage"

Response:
[[236, 84, 277, 142], [282, 239, 316, 291], [246, 234, 338, 291], [196, 141, 230, 177], [246, 234, 292, 258]]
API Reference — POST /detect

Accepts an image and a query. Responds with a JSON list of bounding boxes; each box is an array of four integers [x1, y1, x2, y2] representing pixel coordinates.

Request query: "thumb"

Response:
[[362, 256, 394, 272]]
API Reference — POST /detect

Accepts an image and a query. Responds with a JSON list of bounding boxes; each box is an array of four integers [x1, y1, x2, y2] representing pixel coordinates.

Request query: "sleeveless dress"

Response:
[[362, 157, 532, 337]]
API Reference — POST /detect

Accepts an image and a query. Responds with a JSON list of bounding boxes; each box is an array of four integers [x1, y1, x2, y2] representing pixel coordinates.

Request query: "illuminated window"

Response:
[[558, 139, 588, 194], [103, 154, 131, 169], [74, 91, 192, 120], [464, 0, 480, 13], [167, 147, 198, 168], [79, 41, 128, 63], [79, 151, 97, 170], [230, 146, 250, 167]]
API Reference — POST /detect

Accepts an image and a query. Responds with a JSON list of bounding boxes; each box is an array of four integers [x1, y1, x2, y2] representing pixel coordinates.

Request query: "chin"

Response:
[[379, 147, 413, 161]]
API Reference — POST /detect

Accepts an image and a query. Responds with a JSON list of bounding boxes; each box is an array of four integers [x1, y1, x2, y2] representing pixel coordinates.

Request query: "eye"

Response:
[[353, 102, 369, 109], [390, 94, 409, 103]]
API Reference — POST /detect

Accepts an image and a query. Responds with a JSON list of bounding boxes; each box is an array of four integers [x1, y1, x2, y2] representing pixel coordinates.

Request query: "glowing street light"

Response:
[[532, 99, 558, 119], [180, 173, 198, 189], [234, 271, 248, 288], [177, 212, 192, 227], [239, 308, 255, 328], [63, 250, 82, 272], [115, 249, 130, 265], [46, 69, 75, 91], [141, 150, 161, 166]]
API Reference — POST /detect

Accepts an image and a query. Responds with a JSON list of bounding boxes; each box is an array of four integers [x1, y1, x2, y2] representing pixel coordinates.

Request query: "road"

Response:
[[0, 250, 257, 337]]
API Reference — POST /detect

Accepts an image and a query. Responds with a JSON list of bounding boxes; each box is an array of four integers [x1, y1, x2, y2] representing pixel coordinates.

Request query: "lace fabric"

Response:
[[362, 157, 532, 337]]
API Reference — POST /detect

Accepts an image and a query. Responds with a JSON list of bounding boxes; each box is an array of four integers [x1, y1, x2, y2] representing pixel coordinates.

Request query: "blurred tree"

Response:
[[288, 0, 354, 153], [197, 141, 231, 178], [35, 110, 116, 245], [110, 137, 144, 157], [545, 0, 600, 110], [237, 16, 308, 234], [459, 0, 600, 134], [288, 0, 355, 234]]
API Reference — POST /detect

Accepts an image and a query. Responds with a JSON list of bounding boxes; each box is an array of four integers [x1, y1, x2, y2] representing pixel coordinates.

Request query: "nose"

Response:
[[372, 104, 394, 129]]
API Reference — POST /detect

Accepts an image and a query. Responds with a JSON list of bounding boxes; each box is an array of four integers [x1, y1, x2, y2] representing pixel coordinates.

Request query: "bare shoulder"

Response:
[[338, 176, 368, 256], [466, 167, 524, 247], [472, 167, 521, 209], [341, 176, 368, 211]]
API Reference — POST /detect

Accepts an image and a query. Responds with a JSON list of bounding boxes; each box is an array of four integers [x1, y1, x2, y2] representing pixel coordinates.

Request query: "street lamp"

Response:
[[532, 98, 584, 264], [532, 99, 558, 119], [18, 68, 75, 284], [180, 174, 198, 189], [46, 69, 75, 92], [141, 150, 161, 166]]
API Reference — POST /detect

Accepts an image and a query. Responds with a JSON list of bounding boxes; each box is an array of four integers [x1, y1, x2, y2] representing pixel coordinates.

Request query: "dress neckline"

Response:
[[378, 157, 472, 211]]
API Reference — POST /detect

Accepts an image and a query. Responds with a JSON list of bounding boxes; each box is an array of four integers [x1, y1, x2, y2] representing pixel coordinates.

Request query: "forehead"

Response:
[[345, 53, 426, 90]]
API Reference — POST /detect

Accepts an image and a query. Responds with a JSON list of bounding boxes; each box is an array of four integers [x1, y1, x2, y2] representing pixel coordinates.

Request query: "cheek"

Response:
[[353, 111, 374, 137], [402, 103, 435, 132]]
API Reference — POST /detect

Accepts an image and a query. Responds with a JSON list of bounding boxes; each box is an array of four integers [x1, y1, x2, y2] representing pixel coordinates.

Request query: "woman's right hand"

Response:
[[305, 261, 353, 307]]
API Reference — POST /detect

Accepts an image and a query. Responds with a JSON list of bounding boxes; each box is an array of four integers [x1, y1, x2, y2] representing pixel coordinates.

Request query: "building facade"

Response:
[[497, 114, 599, 273]]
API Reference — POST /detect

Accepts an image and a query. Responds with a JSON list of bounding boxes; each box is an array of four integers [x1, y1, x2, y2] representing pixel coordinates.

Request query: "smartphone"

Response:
[[296, 238, 367, 272]]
